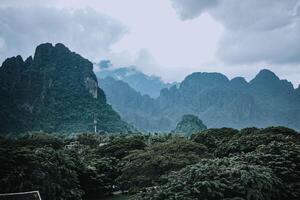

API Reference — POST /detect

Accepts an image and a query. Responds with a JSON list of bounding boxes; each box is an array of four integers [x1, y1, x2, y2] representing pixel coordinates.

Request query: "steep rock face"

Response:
[[173, 115, 207, 137], [100, 68, 300, 131], [248, 69, 300, 128], [0, 43, 130, 134], [249, 69, 295, 101], [157, 73, 260, 129]]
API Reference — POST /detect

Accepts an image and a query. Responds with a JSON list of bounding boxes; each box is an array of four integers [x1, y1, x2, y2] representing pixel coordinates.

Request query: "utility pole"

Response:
[[93, 114, 97, 133]]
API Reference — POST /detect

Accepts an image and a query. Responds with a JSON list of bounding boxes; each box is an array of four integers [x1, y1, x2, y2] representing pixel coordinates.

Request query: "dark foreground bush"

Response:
[[0, 146, 83, 200], [215, 131, 298, 157], [191, 128, 238, 152], [118, 137, 208, 193], [137, 157, 282, 200], [240, 141, 300, 200]]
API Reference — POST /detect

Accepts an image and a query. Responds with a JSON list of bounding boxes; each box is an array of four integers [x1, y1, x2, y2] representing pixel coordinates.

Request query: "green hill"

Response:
[[0, 43, 131, 134]]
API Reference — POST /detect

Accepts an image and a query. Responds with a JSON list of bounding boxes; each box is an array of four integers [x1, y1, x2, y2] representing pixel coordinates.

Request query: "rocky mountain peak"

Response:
[[180, 72, 229, 90], [25, 56, 33, 66], [250, 69, 294, 93], [0, 43, 130, 134], [34, 43, 69, 57], [230, 77, 248, 90], [1, 55, 24, 70], [250, 69, 279, 83]]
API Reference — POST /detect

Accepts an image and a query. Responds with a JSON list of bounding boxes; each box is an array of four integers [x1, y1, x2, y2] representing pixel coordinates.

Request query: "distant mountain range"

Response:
[[1, 43, 299, 134], [0, 43, 130, 134], [96, 63, 175, 98], [100, 69, 300, 132]]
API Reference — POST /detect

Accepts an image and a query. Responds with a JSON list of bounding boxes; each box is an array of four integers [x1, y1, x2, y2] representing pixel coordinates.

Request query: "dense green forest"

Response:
[[0, 126, 299, 200]]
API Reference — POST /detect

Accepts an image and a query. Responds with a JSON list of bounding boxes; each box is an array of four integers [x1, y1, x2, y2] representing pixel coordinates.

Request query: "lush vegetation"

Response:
[[0, 126, 299, 200], [117, 137, 208, 193]]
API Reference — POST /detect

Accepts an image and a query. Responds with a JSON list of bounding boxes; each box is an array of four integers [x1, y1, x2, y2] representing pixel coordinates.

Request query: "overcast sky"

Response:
[[0, 0, 300, 87]]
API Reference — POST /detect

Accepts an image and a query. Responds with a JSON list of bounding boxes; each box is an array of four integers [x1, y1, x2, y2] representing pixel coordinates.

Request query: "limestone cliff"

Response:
[[0, 43, 131, 134]]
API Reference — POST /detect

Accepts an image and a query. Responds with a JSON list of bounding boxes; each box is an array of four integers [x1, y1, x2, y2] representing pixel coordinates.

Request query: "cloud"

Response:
[[0, 5, 127, 63], [170, 0, 300, 65], [171, 0, 219, 20]]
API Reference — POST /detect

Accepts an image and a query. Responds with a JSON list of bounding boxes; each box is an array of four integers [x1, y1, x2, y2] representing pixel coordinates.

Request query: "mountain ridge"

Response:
[[0, 43, 131, 134], [100, 68, 300, 131]]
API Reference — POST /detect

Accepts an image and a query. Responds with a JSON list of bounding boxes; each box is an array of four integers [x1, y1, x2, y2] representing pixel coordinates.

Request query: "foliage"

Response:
[[0, 133, 125, 199], [78, 155, 121, 198], [75, 132, 103, 147], [215, 128, 298, 157], [240, 141, 300, 200], [117, 137, 208, 193], [257, 126, 299, 136], [137, 157, 282, 200], [191, 128, 238, 152], [0, 127, 299, 200], [97, 134, 147, 159], [0, 145, 83, 200]]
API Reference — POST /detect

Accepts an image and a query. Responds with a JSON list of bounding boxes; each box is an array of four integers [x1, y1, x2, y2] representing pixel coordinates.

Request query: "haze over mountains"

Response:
[[96, 61, 174, 98], [99, 65, 300, 132]]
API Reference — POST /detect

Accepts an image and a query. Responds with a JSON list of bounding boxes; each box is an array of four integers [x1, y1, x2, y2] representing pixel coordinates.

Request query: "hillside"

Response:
[[100, 70, 300, 131], [173, 114, 207, 136], [100, 77, 170, 131], [0, 43, 130, 134]]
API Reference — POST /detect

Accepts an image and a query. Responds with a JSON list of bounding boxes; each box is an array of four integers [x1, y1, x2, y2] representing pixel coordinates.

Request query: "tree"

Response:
[[118, 137, 208, 193], [214, 130, 297, 157], [191, 128, 238, 153], [0, 146, 83, 200], [77, 156, 121, 198], [97, 134, 146, 159], [137, 157, 282, 200], [240, 141, 300, 200]]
